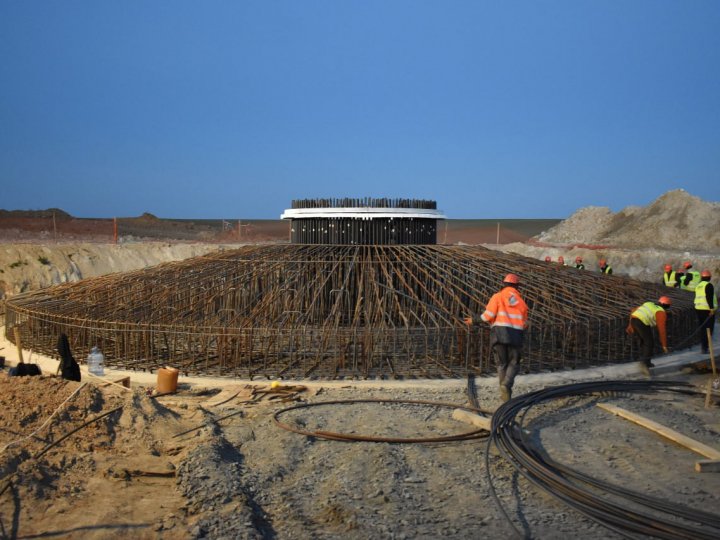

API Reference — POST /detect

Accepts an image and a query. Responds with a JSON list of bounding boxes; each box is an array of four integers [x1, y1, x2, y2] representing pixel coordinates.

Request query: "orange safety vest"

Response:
[[481, 286, 528, 330]]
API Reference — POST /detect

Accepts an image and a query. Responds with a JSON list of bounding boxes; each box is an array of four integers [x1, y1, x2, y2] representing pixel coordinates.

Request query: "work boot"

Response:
[[639, 362, 651, 376], [499, 385, 511, 402]]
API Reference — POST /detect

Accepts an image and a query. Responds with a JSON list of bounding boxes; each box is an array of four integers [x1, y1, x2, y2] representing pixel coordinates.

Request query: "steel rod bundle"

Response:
[[3, 245, 696, 379]]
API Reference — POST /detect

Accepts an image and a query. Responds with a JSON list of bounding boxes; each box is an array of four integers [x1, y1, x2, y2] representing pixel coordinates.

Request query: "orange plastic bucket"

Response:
[[157, 366, 179, 394]]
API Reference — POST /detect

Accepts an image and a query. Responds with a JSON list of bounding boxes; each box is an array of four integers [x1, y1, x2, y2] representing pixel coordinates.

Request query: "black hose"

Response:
[[274, 398, 492, 443]]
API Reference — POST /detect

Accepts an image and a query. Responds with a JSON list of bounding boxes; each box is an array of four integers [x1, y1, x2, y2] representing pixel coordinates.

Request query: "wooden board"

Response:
[[451, 408, 492, 431], [597, 403, 720, 460], [695, 460, 720, 473]]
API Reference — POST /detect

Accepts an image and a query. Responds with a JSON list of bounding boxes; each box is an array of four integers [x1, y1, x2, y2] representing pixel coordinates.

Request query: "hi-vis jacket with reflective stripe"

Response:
[[481, 286, 528, 330], [681, 270, 702, 291], [694, 281, 718, 311], [631, 302, 668, 348], [663, 271, 677, 287]]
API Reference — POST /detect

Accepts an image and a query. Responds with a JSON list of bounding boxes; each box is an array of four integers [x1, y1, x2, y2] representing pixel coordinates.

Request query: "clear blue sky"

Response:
[[1, 1, 719, 219]]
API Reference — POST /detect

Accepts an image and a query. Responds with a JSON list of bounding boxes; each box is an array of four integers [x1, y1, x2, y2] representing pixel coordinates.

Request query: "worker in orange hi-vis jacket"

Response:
[[465, 273, 528, 402], [626, 296, 671, 376]]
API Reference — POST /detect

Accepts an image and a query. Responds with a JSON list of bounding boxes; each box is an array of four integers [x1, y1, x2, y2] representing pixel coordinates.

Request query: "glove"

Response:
[[662, 346, 668, 354], [626, 324, 634, 335], [463, 317, 473, 326]]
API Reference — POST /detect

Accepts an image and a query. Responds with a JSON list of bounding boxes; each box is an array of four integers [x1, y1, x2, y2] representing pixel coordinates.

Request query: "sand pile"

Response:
[[536, 190, 720, 251]]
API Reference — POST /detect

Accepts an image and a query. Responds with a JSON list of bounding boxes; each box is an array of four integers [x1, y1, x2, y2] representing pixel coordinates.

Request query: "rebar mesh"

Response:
[[3, 245, 697, 379]]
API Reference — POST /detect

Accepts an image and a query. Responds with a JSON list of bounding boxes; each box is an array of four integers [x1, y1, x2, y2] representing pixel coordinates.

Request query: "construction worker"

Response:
[[599, 259, 612, 275], [694, 270, 717, 355], [575, 256, 585, 270], [465, 273, 528, 402], [662, 264, 678, 287], [680, 261, 701, 291], [544, 256, 551, 263], [627, 296, 671, 376], [557, 256, 566, 266]]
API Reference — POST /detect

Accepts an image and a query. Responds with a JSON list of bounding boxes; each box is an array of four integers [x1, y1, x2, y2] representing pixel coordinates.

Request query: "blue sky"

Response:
[[1, 1, 718, 219]]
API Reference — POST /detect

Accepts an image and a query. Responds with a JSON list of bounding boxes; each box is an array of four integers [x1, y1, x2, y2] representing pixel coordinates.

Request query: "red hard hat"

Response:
[[701, 270, 711, 278], [544, 256, 551, 262], [658, 296, 672, 306], [683, 261, 692, 269], [503, 273, 520, 284], [599, 259, 606, 265], [664, 264, 672, 272], [558, 256, 565, 263], [575, 256, 583, 263]]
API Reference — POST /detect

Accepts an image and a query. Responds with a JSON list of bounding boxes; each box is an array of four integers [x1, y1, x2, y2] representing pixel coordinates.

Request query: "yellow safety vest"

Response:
[[663, 271, 676, 287], [694, 281, 718, 311], [632, 302, 664, 327], [681, 270, 702, 291]]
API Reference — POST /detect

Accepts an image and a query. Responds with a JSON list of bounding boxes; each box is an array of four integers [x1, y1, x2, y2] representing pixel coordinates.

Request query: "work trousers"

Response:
[[631, 318, 654, 366], [491, 343, 521, 390], [696, 310, 716, 353], [490, 326, 523, 390]]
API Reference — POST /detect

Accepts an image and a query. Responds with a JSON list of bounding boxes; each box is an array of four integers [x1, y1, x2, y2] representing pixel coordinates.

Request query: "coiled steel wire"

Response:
[[486, 379, 720, 539]]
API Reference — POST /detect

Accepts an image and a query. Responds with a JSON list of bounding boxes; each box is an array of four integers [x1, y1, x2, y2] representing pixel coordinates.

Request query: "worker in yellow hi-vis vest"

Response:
[[695, 270, 717, 355], [627, 296, 671, 376]]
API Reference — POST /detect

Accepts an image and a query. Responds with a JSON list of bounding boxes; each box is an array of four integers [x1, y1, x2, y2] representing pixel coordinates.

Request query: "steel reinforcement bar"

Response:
[[3, 245, 697, 379]]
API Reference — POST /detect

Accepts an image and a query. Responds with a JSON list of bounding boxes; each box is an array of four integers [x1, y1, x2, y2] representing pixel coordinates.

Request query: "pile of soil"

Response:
[[535, 190, 720, 252]]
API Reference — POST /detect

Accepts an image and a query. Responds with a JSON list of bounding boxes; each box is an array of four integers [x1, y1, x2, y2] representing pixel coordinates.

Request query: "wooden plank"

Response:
[[597, 403, 720, 460], [13, 327, 23, 363], [101, 376, 131, 389], [695, 460, 720, 473], [451, 408, 492, 431]]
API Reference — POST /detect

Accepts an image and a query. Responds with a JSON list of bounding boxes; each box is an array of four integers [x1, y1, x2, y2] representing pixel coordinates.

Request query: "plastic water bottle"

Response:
[[87, 346, 105, 376]]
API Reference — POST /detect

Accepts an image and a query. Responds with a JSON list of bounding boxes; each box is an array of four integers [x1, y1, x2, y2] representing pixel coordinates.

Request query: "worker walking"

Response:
[[575, 256, 585, 270], [694, 270, 717, 355], [662, 264, 678, 287], [680, 261, 701, 291], [599, 259, 612, 275], [627, 296, 671, 376], [465, 273, 528, 402]]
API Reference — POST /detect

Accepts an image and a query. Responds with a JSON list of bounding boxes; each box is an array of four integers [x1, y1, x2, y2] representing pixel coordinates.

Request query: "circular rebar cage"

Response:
[[4, 244, 697, 379]]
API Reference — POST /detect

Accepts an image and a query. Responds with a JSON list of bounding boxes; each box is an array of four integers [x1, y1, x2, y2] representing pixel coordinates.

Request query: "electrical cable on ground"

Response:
[[274, 398, 493, 443]]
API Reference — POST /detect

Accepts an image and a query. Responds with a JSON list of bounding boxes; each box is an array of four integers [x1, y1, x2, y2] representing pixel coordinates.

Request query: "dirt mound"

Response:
[[536, 190, 720, 251]]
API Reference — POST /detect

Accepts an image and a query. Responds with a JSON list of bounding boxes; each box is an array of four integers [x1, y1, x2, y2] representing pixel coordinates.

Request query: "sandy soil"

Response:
[[0, 356, 718, 539]]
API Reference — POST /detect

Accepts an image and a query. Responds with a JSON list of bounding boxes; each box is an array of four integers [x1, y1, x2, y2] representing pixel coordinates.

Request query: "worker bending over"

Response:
[[695, 270, 717, 355], [465, 273, 528, 402], [599, 259, 612, 275], [627, 296, 671, 376]]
